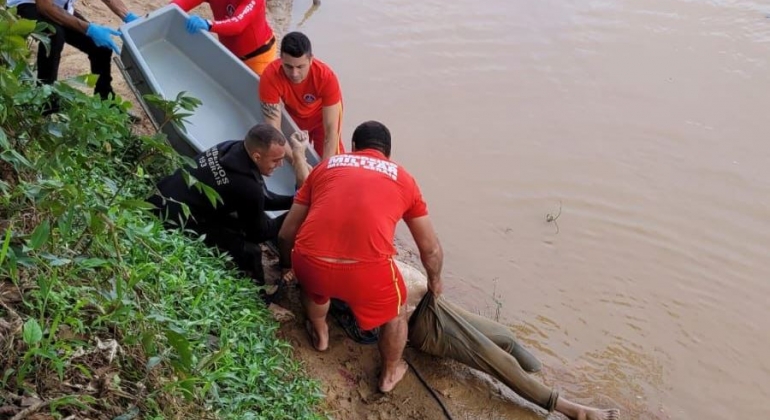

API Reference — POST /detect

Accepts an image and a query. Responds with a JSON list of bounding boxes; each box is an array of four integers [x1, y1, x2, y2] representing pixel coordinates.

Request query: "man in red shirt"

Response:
[[173, 0, 276, 75], [259, 32, 344, 160], [277, 121, 444, 393]]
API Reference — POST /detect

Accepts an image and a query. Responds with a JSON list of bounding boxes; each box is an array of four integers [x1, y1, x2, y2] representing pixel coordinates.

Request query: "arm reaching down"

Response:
[[321, 101, 342, 160], [277, 203, 310, 273], [260, 102, 282, 131], [260, 101, 294, 163], [405, 215, 444, 296]]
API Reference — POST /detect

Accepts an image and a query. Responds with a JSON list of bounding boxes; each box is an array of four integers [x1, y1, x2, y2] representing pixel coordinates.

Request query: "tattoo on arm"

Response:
[[261, 102, 280, 119]]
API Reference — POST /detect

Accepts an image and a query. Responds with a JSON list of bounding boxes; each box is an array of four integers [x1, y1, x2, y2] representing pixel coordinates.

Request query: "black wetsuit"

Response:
[[148, 140, 292, 283]]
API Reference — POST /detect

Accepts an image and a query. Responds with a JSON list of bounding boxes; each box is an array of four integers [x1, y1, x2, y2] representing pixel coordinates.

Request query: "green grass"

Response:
[[0, 5, 324, 419]]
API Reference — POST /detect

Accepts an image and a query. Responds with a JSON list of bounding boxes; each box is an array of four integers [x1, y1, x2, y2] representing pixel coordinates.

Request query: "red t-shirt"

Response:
[[293, 149, 428, 262], [173, 0, 273, 58], [259, 58, 343, 155]]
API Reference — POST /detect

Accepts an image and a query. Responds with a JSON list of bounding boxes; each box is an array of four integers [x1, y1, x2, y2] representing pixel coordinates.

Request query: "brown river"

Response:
[[282, 0, 770, 418]]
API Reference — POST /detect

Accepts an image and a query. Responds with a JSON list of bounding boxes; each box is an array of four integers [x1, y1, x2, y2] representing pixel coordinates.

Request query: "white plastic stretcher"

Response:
[[115, 4, 318, 218]]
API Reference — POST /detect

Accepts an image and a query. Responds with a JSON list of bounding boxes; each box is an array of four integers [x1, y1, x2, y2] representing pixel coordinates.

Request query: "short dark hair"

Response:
[[280, 32, 312, 58], [244, 123, 286, 152], [352, 121, 391, 157]]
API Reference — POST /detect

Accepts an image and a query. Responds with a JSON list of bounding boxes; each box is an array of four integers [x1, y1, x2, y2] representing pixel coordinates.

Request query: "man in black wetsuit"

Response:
[[148, 123, 310, 286]]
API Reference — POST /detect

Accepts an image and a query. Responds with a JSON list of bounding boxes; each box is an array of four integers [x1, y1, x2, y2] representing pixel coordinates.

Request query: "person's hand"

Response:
[[281, 268, 296, 284], [288, 130, 310, 154], [85, 23, 121, 54], [185, 15, 210, 33], [428, 277, 443, 297], [123, 12, 139, 23]]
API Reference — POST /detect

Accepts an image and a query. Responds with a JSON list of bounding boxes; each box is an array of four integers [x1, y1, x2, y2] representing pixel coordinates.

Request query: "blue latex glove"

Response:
[[123, 12, 139, 23], [86, 23, 121, 54], [185, 15, 210, 33]]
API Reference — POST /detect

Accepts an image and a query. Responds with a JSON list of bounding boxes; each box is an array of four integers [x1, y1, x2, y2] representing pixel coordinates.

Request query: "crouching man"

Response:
[[148, 123, 310, 288]]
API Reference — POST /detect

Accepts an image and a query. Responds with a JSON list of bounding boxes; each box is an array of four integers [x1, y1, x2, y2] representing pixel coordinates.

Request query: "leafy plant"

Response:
[[0, 7, 324, 419]]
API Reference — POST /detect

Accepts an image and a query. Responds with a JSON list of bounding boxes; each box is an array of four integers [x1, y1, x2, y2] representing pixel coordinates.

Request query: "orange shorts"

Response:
[[292, 250, 406, 330], [242, 39, 277, 76]]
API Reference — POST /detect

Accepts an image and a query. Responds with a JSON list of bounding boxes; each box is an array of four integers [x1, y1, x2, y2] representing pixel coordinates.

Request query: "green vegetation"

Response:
[[0, 6, 324, 419]]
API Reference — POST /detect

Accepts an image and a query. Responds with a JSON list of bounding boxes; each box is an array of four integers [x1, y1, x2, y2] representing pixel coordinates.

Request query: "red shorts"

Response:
[[292, 250, 406, 330]]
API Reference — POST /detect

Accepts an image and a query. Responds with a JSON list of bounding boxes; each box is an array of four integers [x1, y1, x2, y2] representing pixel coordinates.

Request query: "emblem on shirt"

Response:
[[226, 4, 235, 16], [303, 93, 317, 103]]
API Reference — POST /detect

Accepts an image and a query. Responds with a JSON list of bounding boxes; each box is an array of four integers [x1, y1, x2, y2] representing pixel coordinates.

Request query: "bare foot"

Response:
[[557, 398, 620, 420], [378, 359, 408, 393], [581, 408, 620, 420], [305, 319, 329, 352]]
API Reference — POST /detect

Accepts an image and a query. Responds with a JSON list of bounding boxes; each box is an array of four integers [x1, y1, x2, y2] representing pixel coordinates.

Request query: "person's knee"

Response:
[[394, 307, 408, 321], [383, 306, 408, 328], [302, 290, 329, 307]]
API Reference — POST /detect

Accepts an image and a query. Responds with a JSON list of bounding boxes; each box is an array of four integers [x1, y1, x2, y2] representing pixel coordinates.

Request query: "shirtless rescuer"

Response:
[[148, 124, 310, 290]]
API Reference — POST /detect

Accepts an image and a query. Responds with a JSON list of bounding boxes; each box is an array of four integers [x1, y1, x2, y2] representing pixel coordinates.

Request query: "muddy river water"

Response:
[[281, 0, 770, 418]]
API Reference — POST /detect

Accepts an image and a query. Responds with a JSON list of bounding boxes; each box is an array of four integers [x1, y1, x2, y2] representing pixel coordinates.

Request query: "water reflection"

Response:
[[544, 340, 670, 419]]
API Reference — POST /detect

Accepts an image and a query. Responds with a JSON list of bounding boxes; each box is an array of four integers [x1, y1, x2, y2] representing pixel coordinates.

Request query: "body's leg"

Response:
[[399, 260, 541, 371], [450, 301, 542, 373], [378, 305, 408, 392], [555, 398, 620, 420], [64, 12, 114, 100], [409, 293, 620, 418]]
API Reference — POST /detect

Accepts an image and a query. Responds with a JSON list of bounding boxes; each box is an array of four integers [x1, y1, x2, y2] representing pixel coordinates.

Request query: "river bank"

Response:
[[55, 0, 626, 418]]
